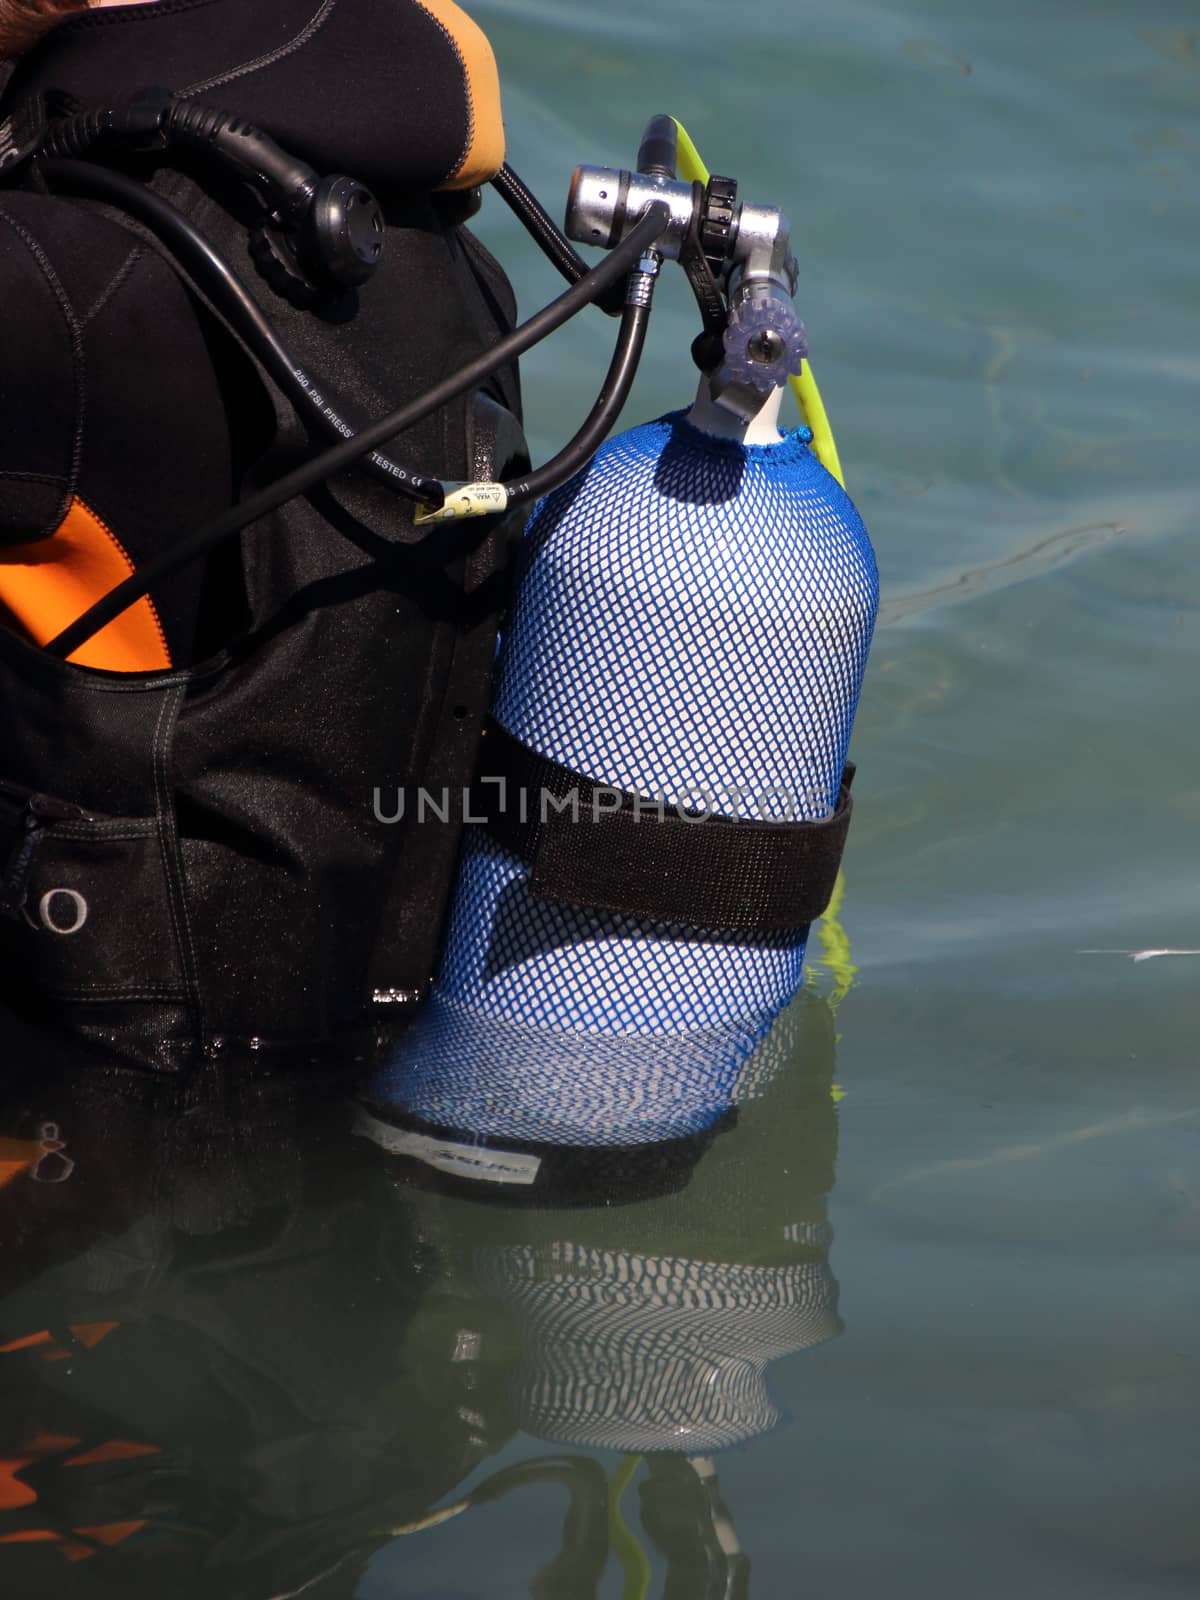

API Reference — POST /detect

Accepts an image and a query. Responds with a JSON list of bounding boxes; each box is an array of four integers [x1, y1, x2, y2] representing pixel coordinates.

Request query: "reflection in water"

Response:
[[0, 1017, 463, 1597], [0, 991, 840, 1597], [371, 989, 841, 1596]]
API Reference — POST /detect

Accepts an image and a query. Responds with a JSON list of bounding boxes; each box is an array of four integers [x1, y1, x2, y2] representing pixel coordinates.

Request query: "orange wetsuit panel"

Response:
[[417, 0, 506, 188], [0, 497, 171, 672], [0, 1139, 40, 1190]]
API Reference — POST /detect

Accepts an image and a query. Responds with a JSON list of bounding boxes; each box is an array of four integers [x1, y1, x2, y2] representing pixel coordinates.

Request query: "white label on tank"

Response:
[[354, 1110, 541, 1185]]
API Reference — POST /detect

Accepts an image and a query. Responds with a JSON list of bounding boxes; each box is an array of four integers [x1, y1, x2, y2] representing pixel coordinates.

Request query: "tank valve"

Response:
[[721, 291, 808, 395], [565, 146, 804, 424]]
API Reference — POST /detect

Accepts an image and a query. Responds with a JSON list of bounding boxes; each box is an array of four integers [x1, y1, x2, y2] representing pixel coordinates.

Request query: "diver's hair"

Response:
[[0, 0, 90, 58]]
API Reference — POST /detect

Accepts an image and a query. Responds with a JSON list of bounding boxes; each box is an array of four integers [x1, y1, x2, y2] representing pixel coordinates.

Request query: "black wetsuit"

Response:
[[0, 0, 528, 1064]]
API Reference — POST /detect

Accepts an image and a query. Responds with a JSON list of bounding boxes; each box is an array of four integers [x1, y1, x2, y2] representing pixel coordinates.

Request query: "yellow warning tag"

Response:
[[414, 483, 510, 524]]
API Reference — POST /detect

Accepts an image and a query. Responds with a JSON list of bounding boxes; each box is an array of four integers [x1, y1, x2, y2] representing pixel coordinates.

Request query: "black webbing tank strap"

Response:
[[476, 719, 856, 933]]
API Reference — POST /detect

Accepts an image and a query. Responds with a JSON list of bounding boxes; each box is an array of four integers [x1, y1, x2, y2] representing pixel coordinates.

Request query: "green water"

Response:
[[3, 0, 1199, 1595]]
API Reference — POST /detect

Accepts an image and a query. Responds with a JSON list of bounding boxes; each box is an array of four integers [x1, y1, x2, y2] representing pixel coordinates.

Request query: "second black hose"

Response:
[[491, 163, 626, 317], [502, 267, 657, 510], [44, 201, 671, 661]]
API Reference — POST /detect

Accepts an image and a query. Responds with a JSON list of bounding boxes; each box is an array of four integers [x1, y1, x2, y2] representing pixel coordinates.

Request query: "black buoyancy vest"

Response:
[[0, 0, 529, 1066]]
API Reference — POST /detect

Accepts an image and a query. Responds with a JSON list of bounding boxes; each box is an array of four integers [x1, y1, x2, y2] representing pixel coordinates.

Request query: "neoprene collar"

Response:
[[0, 0, 506, 199]]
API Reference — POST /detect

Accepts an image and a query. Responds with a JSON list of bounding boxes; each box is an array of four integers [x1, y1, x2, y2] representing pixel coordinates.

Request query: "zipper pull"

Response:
[[25, 792, 90, 824]]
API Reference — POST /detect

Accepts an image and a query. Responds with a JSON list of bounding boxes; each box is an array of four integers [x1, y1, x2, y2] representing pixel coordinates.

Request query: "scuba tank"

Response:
[[371, 119, 877, 1146]]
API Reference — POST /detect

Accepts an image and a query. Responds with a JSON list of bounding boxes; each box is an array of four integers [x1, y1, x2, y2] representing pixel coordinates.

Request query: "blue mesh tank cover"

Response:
[[493, 415, 875, 821], [379, 413, 877, 1145]]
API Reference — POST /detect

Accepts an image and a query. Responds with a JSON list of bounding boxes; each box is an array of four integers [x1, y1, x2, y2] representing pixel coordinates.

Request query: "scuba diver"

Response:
[[0, 0, 876, 1072], [0, 0, 529, 1064]]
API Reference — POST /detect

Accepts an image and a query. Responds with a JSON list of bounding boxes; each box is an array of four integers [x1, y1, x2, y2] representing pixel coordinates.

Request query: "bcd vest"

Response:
[[0, 157, 528, 1069]]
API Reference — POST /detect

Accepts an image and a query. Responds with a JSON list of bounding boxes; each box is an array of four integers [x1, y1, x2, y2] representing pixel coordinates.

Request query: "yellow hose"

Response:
[[673, 121, 857, 1048], [791, 363, 845, 489], [808, 867, 858, 1013], [608, 1455, 651, 1600], [670, 119, 846, 489], [671, 120, 710, 191]]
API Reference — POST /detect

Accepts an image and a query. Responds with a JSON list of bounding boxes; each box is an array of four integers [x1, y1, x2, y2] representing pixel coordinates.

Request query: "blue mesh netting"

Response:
[[375, 411, 877, 1143], [439, 840, 809, 1031], [494, 411, 877, 820], [371, 987, 778, 1145]]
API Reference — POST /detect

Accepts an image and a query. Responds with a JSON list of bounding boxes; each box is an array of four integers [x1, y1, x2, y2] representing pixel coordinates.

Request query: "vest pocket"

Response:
[[0, 780, 188, 1001]]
